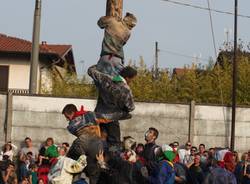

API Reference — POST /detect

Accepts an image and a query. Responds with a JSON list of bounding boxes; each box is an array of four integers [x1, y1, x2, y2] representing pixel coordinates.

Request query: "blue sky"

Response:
[[1, 0, 250, 76]]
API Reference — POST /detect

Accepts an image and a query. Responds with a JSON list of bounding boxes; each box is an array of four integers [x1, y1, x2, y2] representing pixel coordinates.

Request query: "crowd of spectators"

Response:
[[0, 128, 250, 184], [0, 137, 70, 184]]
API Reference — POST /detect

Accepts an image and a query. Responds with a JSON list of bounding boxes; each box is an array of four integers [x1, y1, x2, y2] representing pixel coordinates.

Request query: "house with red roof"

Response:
[[0, 33, 76, 94]]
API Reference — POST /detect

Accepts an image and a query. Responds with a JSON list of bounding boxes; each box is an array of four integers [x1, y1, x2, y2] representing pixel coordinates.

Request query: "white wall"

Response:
[[0, 59, 40, 91], [1, 94, 250, 152]]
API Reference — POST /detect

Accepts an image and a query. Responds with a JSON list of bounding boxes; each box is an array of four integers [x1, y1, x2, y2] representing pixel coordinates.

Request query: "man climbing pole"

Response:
[[96, 12, 137, 76], [88, 0, 138, 151]]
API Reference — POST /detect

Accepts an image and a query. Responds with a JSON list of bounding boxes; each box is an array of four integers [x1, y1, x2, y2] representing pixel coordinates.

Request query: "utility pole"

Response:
[[207, 0, 217, 58], [225, 29, 229, 50], [106, 0, 123, 19], [29, 0, 41, 94], [224, 28, 232, 51], [231, 0, 238, 151], [154, 41, 159, 79]]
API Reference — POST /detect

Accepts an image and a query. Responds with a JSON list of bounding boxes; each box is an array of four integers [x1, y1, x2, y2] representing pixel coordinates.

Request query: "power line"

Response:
[[207, 0, 217, 58], [159, 49, 210, 62], [161, 0, 250, 19]]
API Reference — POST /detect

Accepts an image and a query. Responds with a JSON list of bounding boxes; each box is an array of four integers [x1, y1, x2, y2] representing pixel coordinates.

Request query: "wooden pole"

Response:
[[106, 0, 123, 19]]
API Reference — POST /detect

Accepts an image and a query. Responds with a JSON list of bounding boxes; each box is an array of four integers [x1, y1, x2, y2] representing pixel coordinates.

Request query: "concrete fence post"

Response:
[[188, 100, 195, 143], [5, 92, 13, 142]]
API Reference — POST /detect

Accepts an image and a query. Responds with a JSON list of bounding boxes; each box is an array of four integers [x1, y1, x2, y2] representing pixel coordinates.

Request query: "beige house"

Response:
[[0, 33, 76, 94]]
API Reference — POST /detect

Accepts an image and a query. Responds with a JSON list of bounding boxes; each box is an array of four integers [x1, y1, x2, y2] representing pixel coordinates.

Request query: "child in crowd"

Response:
[[21, 176, 29, 184], [29, 163, 38, 184], [18, 153, 29, 182], [38, 178, 45, 184]]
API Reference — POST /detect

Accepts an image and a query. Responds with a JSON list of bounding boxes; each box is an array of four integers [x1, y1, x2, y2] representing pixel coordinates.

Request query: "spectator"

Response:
[[1, 162, 18, 184], [18, 154, 30, 183], [204, 150, 237, 184], [37, 164, 50, 184], [21, 176, 29, 184], [205, 148, 218, 174], [224, 151, 236, 172], [0, 156, 11, 174], [123, 136, 136, 152], [134, 143, 148, 184], [29, 164, 38, 184], [135, 143, 144, 157], [0, 142, 17, 161], [232, 151, 239, 166], [172, 142, 179, 152], [149, 145, 175, 184], [37, 138, 58, 184], [20, 137, 38, 162], [102, 137, 137, 184], [143, 127, 160, 176], [39, 140, 50, 166], [188, 153, 205, 184], [62, 142, 70, 153], [235, 151, 250, 184], [174, 160, 188, 184], [178, 142, 192, 165], [198, 144, 206, 154], [208, 147, 215, 158], [191, 146, 198, 156], [44, 138, 58, 159], [198, 144, 207, 164], [242, 158, 250, 184], [38, 178, 45, 184], [171, 143, 180, 164], [48, 146, 88, 184]]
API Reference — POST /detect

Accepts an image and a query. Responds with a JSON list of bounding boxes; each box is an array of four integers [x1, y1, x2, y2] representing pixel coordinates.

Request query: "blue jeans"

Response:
[[73, 178, 88, 184], [97, 55, 124, 76]]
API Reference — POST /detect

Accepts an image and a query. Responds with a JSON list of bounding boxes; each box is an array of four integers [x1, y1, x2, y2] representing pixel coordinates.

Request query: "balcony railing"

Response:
[[8, 88, 29, 94]]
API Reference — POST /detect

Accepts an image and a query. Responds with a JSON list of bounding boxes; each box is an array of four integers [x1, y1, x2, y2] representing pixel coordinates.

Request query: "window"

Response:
[[0, 65, 9, 92]]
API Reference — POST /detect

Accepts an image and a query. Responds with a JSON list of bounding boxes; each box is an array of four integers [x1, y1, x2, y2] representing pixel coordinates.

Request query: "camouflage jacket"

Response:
[[88, 65, 135, 114], [98, 16, 131, 59]]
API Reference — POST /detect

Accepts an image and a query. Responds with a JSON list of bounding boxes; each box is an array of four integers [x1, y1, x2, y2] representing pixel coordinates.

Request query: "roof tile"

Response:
[[0, 33, 71, 57]]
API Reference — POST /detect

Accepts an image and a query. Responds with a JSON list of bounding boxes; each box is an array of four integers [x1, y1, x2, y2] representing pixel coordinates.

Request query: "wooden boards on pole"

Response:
[[106, 0, 123, 18]]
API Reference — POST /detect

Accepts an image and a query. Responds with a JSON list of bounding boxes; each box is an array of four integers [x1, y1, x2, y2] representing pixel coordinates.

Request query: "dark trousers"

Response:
[[100, 120, 121, 147], [67, 134, 103, 184]]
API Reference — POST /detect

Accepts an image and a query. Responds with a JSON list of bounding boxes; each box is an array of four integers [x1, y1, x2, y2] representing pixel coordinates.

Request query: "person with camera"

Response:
[[1, 162, 17, 184]]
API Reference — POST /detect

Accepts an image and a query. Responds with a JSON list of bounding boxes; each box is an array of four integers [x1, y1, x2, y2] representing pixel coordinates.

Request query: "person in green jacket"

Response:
[[44, 137, 59, 159]]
